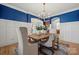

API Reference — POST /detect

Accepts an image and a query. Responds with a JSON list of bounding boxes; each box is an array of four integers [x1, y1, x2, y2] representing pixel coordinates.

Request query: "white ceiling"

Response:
[[2, 3, 79, 18]]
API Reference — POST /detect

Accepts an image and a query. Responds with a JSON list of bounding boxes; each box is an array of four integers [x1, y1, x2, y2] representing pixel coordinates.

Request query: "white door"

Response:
[[51, 17, 60, 33]]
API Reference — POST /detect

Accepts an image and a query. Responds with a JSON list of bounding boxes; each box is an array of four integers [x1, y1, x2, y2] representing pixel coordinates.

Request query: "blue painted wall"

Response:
[[0, 4, 41, 23], [45, 10, 79, 23], [60, 10, 79, 23]]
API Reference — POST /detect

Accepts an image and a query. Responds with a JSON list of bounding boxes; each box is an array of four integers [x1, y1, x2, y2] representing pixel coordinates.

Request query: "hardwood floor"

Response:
[[0, 40, 79, 55], [59, 40, 79, 55], [0, 43, 18, 55]]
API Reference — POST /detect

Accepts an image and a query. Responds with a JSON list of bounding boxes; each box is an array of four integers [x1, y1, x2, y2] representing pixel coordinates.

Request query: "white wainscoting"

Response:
[[60, 21, 79, 43], [0, 19, 32, 47]]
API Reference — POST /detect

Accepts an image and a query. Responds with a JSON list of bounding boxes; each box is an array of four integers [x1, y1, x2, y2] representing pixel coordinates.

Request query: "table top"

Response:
[[29, 33, 51, 41]]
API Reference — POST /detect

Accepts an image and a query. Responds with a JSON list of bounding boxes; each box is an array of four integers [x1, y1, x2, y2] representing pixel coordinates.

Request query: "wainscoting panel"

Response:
[[60, 21, 79, 43]]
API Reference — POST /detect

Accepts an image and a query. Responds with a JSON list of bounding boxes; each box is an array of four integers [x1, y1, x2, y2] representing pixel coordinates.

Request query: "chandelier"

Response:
[[41, 3, 46, 21]]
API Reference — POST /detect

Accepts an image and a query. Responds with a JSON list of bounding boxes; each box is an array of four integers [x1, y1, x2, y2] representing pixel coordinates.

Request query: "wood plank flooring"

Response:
[[0, 43, 18, 55], [59, 40, 79, 55]]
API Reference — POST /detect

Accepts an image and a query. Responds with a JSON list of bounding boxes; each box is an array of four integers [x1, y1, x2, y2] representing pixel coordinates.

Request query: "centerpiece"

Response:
[[36, 25, 48, 35]]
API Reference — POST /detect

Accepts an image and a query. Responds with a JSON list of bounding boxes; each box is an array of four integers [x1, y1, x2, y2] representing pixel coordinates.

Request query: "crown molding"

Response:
[[1, 3, 40, 18], [45, 7, 79, 19], [1, 3, 79, 19]]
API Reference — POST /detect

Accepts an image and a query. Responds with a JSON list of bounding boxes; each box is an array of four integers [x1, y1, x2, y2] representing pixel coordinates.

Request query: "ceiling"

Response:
[[1, 3, 79, 18]]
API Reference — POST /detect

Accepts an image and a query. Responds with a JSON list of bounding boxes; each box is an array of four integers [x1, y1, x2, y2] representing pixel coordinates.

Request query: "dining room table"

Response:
[[28, 32, 53, 54], [28, 33, 52, 43]]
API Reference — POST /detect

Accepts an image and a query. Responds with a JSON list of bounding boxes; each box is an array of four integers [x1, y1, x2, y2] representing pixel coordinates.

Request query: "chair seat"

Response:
[[38, 44, 54, 55]]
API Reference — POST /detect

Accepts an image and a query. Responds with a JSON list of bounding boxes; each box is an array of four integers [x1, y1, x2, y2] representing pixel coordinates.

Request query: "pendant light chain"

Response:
[[42, 3, 46, 21]]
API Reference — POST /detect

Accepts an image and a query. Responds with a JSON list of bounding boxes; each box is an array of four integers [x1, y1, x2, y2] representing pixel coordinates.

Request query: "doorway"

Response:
[[51, 17, 60, 34]]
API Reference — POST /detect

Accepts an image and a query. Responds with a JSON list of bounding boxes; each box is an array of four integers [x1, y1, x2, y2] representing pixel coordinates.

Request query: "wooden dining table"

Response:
[[28, 33, 52, 43]]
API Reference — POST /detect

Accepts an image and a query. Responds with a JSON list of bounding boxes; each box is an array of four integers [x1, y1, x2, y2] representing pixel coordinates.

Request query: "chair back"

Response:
[[19, 27, 38, 55]]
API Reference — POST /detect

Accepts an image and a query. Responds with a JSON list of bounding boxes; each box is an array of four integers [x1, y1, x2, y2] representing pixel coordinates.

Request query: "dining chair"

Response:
[[19, 27, 38, 55], [39, 34, 55, 55], [52, 34, 59, 50]]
